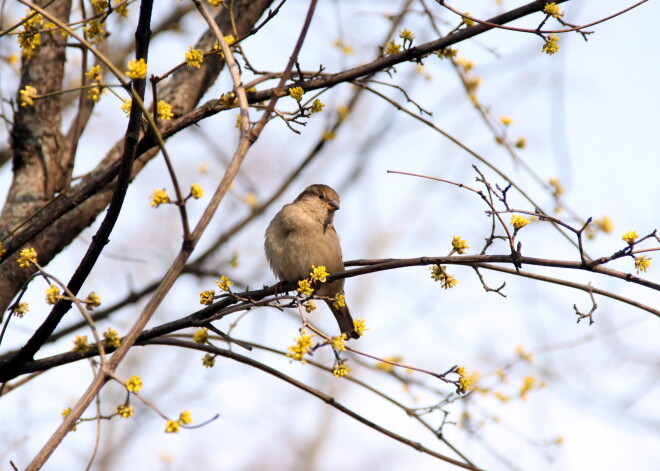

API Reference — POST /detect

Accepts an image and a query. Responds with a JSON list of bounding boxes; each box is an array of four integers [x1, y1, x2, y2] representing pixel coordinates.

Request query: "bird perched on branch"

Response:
[[265, 184, 359, 339]]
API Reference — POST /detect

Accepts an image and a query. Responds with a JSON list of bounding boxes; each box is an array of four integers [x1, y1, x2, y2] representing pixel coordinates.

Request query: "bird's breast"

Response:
[[281, 226, 343, 282]]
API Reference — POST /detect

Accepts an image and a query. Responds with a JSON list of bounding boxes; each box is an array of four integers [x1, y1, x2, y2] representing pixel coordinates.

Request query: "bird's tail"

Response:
[[326, 300, 360, 339]]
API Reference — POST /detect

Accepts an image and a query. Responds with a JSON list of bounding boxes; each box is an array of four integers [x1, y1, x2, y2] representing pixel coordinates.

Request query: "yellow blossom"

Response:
[[18, 10, 43, 59], [443, 274, 458, 289], [179, 410, 193, 425], [61, 407, 77, 431], [549, 177, 565, 197], [193, 328, 209, 344], [216, 275, 233, 292], [83, 20, 105, 44], [430, 265, 458, 289], [493, 391, 510, 403], [289, 86, 304, 101], [125, 58, 147, 79], [459, 411, 471, 428], [496, 368, 508, 382], [436, 48, 457, 59], [457, 376, 471, 394], [5, 53, 19, 65], [511, 214, 530, 230], [376, 356, 402, 373], [243, 192, 257, 207], [91, 0, 109, 10], [462, 13, 475, 27], [213, 35, 236, 56], [87, 86, 103, 102], [322, 130, 335, 141], [519, 376, 536, 400], [621, 230, 639, 245], [353, 318, 368, 336], [634, 256, 651, 274], [554, 436, 565, 446], [199, 289, 215, 305], [165, 420, 180, 433], [543, 2, 563, 18], [213, 35, 236, 46], [329, 334, 347, 352], [150, 188, 170, 207], [20, 86, 39, 107], [72, 335, 89, 354], [429, 264, 445, 282], [121, 99, 132, 117], [61, 407, 78, 430], [0, 241, 6, 257], [116, 404, 134, 418], [310, 265, 329, 283], [458, 371, 479, 394], [332, 39, 353, 55], [46, 284, 61, 304], [287, 331, 314, 362], [515, 345, 534, 363], [304, 300, 316, 313], [208, 0, 225, 7], [465, 76, 482, 93], [14, 302, 30, 318], [399, 28, 415, 41], [297, 279, 314, 296], [515, 137, 526, 149], [337, 105, 350, 122], [157, 100, 174, 120], [332, 294, 346, 309], [451, 236, 470, 254], [114, 0, 129, 17], [126, 375, 143, 393], [542, 34, 560, 55], [384, 40, 401, 55], [415, 64, 432, 80], [103, 327, 121, 348], [43, 21, 61, 32], [17, 247, 38, 267], [190, 183, 204, 199], [595, 215, 614, 234], [455, 57, 474, 73], [85, 292, 101, 310], [21, 9, 43, 30], [500, 115, 513, 126], [185, 47, 204, 68], [333, 363, 350, 378], [310, 99, 325, 114], [202, 353, 216, 367], [219, 92, 237, 108], [19, 31, 41, 59], [85, 65, 103, 82]]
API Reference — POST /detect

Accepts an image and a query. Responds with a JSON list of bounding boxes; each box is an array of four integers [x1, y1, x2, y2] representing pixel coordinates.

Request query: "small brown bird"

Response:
[[265, 184, 359, 339]]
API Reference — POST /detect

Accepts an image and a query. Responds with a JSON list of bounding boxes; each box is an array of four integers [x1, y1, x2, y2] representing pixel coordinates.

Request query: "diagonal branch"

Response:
[[23, 1, 318, 468], [145, 337, 485, 471], [0, 0, 154, 384]]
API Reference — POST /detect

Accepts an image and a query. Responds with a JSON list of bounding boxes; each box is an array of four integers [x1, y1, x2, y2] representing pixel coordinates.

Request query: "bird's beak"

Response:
[[326, 200, 340, 211]]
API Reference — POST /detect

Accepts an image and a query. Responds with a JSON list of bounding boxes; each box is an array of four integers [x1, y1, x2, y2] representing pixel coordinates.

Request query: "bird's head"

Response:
[[295, 184, 341, 226]]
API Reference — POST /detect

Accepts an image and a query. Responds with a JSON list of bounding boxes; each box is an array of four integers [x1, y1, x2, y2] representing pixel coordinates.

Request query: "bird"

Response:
[[264, 184, 359, 339]]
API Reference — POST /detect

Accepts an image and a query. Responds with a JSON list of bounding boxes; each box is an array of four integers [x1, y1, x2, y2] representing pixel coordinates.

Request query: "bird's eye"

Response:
[[318, 194, 325, 200]]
